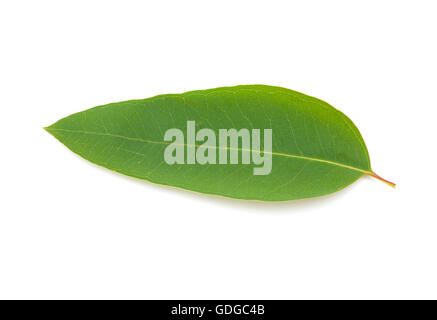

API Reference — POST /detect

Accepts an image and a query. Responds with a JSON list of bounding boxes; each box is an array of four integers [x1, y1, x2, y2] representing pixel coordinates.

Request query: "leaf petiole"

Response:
[[369, 172, 396, 188]]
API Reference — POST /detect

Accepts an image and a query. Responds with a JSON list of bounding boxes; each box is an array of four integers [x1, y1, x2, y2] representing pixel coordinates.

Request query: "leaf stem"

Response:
[[369, 172, 396, 188]]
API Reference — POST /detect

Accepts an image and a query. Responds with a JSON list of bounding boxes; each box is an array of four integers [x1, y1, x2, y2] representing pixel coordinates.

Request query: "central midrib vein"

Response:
[[48, 128, 371, 175]]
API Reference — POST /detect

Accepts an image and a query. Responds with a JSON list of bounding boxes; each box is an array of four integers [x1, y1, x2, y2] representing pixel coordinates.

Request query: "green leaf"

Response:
[[45, 85, 394, 201]]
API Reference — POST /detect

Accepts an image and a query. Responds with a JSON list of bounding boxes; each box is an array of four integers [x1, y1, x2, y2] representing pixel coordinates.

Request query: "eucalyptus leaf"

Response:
[[45, 85, 394, 201]]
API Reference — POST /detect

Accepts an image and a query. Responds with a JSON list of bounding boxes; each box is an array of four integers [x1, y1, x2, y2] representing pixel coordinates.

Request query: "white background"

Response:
[[1, 0, 436, 299]]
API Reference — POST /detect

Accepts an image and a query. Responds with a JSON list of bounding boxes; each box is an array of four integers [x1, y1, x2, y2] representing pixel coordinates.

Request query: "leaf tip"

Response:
[[43, 125, 53, 133]]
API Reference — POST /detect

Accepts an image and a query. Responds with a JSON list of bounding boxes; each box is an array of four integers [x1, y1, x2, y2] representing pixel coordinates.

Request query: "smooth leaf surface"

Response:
[[45, 85, 393, 201]]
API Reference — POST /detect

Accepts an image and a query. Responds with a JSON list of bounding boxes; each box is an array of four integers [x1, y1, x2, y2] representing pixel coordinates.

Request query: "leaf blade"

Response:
[[46, 85, 383, 201]]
